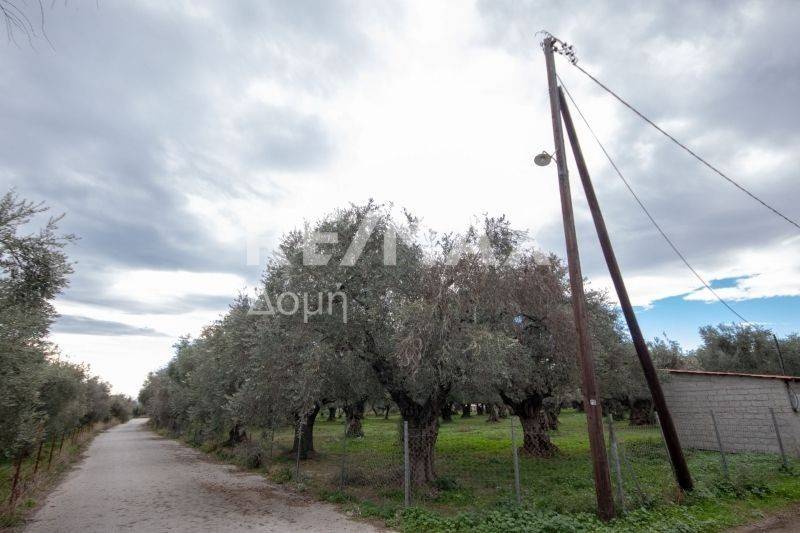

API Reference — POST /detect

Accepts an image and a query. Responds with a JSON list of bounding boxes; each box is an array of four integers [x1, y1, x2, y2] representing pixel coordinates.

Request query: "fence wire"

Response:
[[232, 403, 800, 517], [607, 406, 799, 514], [3, 423, 100, 514]]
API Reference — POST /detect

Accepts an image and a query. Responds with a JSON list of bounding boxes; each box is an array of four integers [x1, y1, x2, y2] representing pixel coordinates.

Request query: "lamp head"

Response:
[[534, 151, 553, 167]]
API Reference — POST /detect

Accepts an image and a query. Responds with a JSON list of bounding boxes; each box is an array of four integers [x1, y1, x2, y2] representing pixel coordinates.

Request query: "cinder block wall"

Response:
[[660, 372, 800, 456]]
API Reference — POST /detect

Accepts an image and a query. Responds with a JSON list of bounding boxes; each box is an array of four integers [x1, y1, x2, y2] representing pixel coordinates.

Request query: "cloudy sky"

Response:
[[2, 1, 798, 396]]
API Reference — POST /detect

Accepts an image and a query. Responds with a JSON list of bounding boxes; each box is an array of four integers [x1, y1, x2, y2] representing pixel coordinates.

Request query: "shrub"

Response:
[[269, 467, 293, 484], [433, 476, 460, 491]]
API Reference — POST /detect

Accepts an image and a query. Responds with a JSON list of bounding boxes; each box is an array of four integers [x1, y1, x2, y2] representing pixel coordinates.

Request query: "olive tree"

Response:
[[268, 202, 500, 484], [0, 191, 74, 459], [695, 323, 789, 374], [483, 253, 579, 456]]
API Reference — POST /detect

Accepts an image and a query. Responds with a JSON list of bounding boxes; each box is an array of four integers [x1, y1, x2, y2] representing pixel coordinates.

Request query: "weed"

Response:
[[269, 466, 293, 484]]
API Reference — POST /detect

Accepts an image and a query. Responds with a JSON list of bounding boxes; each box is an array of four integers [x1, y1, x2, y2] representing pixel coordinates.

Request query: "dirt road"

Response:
[[25, 418, 380, 532]]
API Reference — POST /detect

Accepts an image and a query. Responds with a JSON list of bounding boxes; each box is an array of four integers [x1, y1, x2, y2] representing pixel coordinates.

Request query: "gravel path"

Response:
[[25, 418, 381, 532]]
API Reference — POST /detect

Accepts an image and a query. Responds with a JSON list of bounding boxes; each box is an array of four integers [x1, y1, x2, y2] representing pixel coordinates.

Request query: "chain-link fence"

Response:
[[3, 423, 100, 514], [232, 401, 800, 518], [249, 409, 543, 511], [605, 406, 800, 513]]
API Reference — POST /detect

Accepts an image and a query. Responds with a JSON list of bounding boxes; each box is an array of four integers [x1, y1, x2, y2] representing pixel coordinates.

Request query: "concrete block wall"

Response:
[[660, 372, 800, 456]]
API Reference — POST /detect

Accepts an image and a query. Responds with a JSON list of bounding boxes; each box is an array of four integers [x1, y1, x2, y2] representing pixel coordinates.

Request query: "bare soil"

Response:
[[728, 503, 800, 532]]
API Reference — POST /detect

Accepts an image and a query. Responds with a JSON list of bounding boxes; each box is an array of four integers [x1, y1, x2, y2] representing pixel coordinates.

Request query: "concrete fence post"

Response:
[[510, 416, 521, 505], [607, 415, 626, 511], [769, 408, 790, 471], [268, 423, 275, 461], [47, 435, 56, 470], [294, 419, 302, 482], [33, 439, 44, 475], [7, 454, 23, 505], [710, 410, 729, 480], [403, 421, 410, 508], [339, 419, 348, 490]]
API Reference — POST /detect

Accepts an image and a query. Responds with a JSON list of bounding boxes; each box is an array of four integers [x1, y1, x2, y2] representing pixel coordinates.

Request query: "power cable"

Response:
[[558, 77, 752, 325], [566, 61, 800, 232]]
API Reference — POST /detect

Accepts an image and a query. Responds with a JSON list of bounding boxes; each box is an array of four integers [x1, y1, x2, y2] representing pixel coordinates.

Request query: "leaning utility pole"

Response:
[[542, 36, 615, 521], [558, 87, 694, 492]]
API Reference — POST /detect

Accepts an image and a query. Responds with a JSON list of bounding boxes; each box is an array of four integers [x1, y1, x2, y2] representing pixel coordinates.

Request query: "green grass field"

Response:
[[212, 409, 800, 531]]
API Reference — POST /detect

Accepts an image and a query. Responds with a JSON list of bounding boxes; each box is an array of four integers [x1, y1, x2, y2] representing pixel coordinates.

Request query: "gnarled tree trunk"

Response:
[[486, 403, 500, 423], [441, 402, 453, 423], [345, 399, 365, 438], [327, 406, 337, 421], [404, 415, 439, 486], [291, 404, 320, 459], [500, 393, 557, 457], [393, 396, 443, 486], [629, 398, 654, 426], [603, 398, 625, 421], [362, 342, 445, 486], [520, 412, 556, 456], [542, 398, 561, 431], [226, 420, 247, 446]]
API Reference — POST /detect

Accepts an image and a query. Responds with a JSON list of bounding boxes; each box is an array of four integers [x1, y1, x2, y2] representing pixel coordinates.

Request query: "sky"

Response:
[[1, 1, 798, 397]]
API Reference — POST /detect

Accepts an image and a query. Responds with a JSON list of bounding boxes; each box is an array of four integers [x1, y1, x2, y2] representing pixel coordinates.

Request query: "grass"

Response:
[[189, 410, 800, 532], [0, 424, 109, 528]]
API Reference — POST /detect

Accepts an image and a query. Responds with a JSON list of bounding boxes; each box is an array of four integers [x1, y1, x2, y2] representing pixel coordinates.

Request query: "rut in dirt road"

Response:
[[25, 418, 380, 532]]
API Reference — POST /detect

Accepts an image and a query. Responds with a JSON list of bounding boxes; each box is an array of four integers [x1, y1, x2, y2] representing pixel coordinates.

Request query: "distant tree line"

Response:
[[0, 191, 134, 462]]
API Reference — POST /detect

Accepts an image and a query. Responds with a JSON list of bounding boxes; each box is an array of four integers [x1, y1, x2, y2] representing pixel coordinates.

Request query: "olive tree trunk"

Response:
[[393, 396, 443, 486], [542, 398, 561, 430], [404, 416, 439, 486], [226, 420, 247, 446], [603, 399, 625, 421], [500, 393, 557, 457], [344, 399, 365, 438], [629, 398, 655, 426], [519, 412, 556, 456], [486, 403, 500, 423], [291, 404, 320, 459], [441, 402, 453, 423]]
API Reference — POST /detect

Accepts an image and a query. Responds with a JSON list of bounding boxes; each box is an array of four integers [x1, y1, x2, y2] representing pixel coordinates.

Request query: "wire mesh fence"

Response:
[[231, 402, 800, 519], [2, 423, 101, 514], [8, 397, 798, 526], [605, 405, 800, 514], [246, 409, 555, 511]]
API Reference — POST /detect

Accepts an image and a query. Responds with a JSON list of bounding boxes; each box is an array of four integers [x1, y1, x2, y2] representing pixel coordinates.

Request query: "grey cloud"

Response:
[[0, 1, 380, 314], [53, 315, 169, 337], [61, 273, 239, 316], [478, 0, 800, 285], [241, 106, 333, 170]]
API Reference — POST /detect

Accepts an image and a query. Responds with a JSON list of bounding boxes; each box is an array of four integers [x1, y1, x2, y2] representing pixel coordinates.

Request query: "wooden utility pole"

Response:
[[542, 36, 615, 521], [558, 88, 694, 492]]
